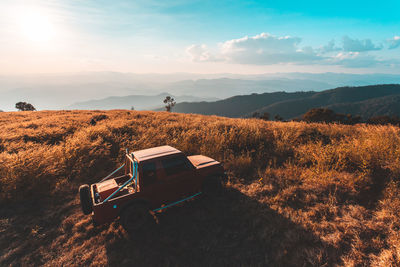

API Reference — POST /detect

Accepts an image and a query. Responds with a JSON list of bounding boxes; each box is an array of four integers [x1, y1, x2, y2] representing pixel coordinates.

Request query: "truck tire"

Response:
[[79, 184, 93, 215], [120, 202, 154, 234], [202, 175, 222, 197]]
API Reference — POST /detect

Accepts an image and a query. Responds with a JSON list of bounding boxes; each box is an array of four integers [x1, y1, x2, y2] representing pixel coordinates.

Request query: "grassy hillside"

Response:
[[1, 110, 400, 266], [172, 84, 400, 120]]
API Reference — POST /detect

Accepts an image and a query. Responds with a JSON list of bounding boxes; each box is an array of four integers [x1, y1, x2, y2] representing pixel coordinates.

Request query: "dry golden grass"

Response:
[[1, 110, 400, 266]]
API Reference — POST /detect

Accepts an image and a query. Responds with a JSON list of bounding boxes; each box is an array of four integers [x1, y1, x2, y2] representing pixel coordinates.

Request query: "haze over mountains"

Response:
[[68, 93, 218, 110], [1, 72, 400, 111]]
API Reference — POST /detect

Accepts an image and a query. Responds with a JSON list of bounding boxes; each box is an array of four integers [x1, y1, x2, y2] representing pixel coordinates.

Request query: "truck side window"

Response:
[[161, 156, 191, 176], [141, 162, 157, 187]]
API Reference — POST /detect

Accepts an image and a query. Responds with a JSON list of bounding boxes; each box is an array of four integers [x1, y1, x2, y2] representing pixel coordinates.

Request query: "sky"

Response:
[[0, 0, 399, 74]]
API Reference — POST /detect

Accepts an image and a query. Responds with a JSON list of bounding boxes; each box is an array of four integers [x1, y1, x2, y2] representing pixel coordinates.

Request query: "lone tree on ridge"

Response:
[[15, 102, 36, 111], [163, 96, 176, 112]]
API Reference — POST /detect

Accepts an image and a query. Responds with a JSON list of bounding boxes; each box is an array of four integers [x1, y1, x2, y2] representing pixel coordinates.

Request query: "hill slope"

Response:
[[170, 91, 315, 117], [172, 84, 400, 119], [325, 94, 400, 118], [253, 84, 400, 119], [1, 110, 400, 266]]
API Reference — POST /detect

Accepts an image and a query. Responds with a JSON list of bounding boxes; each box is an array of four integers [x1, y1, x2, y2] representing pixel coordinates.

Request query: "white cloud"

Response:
[[388, 36, 400, 49], [185, 44, 218, 62], [329, 52, 398, 68], [185, 33, 399, 69], [331, 52, 377, 67], [342, 36, 382, 52], [219, 33, 321, 65], [319, 39, 341, 53]]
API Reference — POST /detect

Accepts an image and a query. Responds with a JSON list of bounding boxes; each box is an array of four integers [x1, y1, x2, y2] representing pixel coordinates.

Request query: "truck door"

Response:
[[138, 160, 167, 207]]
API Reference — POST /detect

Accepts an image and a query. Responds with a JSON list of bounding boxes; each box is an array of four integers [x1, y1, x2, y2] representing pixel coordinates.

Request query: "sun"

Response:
[[13, 7, 56, 46]]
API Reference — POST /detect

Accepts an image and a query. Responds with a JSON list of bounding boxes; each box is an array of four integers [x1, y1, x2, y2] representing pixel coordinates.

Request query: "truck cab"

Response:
[[79, 145, 224, 231]]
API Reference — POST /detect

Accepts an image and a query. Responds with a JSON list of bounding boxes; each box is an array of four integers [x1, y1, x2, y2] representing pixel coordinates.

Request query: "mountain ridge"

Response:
[[171, 84, 400, 119]]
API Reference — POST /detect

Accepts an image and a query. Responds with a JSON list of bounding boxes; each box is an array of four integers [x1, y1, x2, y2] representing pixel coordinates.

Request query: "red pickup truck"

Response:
[[79, 145, 224, 232]]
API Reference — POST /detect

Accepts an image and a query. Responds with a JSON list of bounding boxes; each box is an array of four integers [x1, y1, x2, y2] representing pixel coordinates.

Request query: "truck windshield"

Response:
[[161, 156, 192, 176]]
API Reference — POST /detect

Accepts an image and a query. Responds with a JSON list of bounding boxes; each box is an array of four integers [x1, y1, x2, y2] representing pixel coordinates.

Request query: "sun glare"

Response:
[[13, 7, 56, 46]]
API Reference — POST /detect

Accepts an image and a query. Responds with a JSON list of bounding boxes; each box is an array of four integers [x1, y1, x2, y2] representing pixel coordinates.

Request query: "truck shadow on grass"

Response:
[[105, 186, 340, 267]]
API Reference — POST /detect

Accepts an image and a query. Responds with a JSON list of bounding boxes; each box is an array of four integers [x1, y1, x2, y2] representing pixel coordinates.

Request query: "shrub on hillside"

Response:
[[260, 112, 270, 121], [367, 115, 400, 125], [274, 114, 283, 121], [303, 108, 363, 125], [251, 112, 270, 120], [89, 114, 108, 125], [303, 108, 337, 123]]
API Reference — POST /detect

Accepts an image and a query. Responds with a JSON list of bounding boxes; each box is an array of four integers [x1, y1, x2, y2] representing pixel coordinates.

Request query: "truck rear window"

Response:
[[161, 156, 192, 176], [141, 162, 157, 187]]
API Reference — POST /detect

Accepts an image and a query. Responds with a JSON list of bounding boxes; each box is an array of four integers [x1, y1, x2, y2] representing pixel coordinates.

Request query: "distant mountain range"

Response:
[[161, 78, 332, 98], [68, 93, 218, 110], [170, 84, 400, 120], [1, 72, 400, 110]]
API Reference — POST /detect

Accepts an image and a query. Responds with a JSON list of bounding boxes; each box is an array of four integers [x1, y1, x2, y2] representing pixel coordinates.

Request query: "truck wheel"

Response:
[[202, 175, 222, 197], [79, 184, 93, 215], [120, 203, 154, 234]]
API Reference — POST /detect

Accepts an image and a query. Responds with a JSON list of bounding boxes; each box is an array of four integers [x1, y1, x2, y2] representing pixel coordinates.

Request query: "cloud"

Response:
[[185, 44, 219, 62], [319, 39, 341, 53], [330, 52, 378, 67], [185, 33, 398, 69], [342, 36, 382, 52], [388, 36, 400, 49], [328, 52, 399, 68], [219, 33, 321, 65]]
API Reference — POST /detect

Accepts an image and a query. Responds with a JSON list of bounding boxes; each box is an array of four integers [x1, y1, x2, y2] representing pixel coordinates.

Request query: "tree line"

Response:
[[252, 108, 400, 126]]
